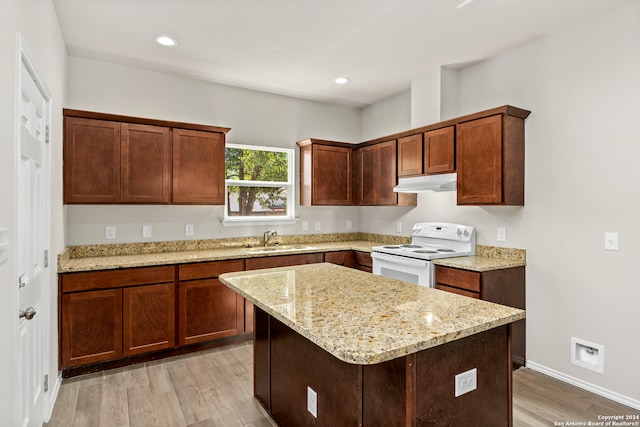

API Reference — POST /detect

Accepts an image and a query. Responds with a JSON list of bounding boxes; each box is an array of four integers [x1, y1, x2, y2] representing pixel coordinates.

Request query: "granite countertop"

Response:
[[57, 241, 381, 273], [57, 233, 526, 274], [219, 263, 525, 365]]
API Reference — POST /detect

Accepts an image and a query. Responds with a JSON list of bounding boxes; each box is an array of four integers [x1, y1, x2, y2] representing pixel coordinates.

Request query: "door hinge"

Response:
[[44, 374, 48, 392], [44, 250, 49, 268], [45, 126, 50, 144]]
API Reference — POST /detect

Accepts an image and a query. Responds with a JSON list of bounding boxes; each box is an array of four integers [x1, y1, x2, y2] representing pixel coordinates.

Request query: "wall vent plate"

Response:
[[571, 337, 604, 374]]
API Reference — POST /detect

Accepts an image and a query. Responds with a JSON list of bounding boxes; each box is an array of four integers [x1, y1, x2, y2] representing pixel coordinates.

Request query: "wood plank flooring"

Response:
[[46, 341, 640, 426]]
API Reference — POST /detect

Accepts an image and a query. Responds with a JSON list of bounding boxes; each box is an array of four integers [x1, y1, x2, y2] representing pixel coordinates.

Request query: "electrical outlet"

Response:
[[315, 221, 321, 231], [497, 227, 506, 242], [396, 221, 402, 233], [302, 221, 309, 231], [185, 224, 194, 236], [105, 226, 116, 240], [307, 386, 317, 418], [604, 232, 619, 251], [454, 368, 477, 397], [346, 220, 352, 230], [142, 225, 152, 238]]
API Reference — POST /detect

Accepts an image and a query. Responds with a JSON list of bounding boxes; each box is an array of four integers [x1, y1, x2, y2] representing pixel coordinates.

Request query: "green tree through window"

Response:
[[225, 144, 294, 218]]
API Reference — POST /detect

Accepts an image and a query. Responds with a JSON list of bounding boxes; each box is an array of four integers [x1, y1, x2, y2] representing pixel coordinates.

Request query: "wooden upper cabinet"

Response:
[[298, 139, 353, 206], [63, 109, 229, 205], [64, 117, 121, 204], [457, 112, 526, 205], [359, 140, 398, 206], [121, 123, 172, 203], [424, 126, 455, 174], [397, 134, 423, 177], [172, 129, 226, 204]]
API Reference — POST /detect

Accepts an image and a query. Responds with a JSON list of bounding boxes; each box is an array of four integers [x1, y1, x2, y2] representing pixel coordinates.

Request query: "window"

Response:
[[223, 144, 295, 225]]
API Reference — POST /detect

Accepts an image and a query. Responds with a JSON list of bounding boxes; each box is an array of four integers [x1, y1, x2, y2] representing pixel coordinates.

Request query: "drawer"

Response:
[[61, 266, 175, 293], [179, 259, 245, 281], [435, 284, 479, 299], [434, 266, 481, 293]]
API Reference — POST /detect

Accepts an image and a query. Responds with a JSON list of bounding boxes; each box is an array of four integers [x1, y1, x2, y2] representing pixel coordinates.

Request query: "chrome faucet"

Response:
[[263, 230, 277, 247]]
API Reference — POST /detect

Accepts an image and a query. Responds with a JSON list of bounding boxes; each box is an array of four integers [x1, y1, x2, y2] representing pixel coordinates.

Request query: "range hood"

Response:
[[393, 173, 457, 193]]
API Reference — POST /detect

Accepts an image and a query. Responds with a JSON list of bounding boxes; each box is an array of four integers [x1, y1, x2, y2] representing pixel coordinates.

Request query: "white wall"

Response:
[[66, 57, 362, 244], [361, 1, 640, 407], [0, 0, 67, 422], [360, 89, 411, 141]]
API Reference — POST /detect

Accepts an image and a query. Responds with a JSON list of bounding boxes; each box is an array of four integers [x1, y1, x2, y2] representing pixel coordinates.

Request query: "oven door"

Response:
[[371, 252, 434, 287]]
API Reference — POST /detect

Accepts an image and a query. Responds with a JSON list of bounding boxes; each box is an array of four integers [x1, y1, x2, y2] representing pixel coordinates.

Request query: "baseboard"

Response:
[[526, 361, 640, 411], [44, 371, 62, 422]]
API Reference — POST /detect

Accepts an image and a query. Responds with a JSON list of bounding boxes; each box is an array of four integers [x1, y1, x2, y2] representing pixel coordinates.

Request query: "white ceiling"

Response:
[[53, 0, 632, 107]]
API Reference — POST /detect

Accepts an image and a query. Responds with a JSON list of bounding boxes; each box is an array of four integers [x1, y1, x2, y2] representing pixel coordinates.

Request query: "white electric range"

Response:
[[371, 222, 476, 287]]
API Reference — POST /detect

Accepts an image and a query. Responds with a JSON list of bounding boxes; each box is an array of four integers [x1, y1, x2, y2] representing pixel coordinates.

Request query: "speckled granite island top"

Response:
[[219, 263, 525, 365]]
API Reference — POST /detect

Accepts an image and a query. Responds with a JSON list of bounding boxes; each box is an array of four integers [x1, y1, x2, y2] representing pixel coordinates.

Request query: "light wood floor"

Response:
[[46, 341, 639, 426]]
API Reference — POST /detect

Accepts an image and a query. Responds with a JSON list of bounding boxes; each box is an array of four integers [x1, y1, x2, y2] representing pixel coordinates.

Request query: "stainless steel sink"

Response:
[[246, 245, 317, 254]]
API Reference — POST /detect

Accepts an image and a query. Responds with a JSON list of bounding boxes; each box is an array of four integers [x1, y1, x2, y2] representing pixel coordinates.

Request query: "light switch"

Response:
[[346, 220, 352, 230], [185, 224, 194, 236], [143, 225, 152, 238]]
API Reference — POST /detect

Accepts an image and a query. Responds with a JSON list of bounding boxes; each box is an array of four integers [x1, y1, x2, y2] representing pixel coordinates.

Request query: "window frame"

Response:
[[222, 143, 296, 226]]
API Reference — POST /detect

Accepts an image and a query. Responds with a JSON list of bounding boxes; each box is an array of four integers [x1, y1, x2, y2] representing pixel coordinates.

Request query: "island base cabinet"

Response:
[[254, 307, 513, 427], [364, 325, 512, 426], [269, 311, 363, 427]]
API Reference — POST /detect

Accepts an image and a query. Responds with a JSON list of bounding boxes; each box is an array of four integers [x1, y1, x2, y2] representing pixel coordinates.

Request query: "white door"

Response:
[[16, 42, 51, 427]]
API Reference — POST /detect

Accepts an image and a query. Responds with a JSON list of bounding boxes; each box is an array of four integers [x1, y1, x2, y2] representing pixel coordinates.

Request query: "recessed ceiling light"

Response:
[[156, 36, 177, 47], [334, 77, 350, 85], [456, 0, 477, 8]]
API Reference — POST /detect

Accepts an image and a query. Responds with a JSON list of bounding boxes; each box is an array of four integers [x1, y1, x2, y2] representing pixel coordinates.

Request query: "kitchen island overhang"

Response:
[[220, 263, 525, 426]]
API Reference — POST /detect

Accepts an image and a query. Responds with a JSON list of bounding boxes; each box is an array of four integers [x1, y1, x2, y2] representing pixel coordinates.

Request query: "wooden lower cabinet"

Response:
[[435, 265, 526, 368], [123, 283, 175, 356], [353, 251, 372, 273], [61, 289, 123, 368], [324, 251, 352, 267], [178, 259, 246, 345], [60, 266, 176, 370]]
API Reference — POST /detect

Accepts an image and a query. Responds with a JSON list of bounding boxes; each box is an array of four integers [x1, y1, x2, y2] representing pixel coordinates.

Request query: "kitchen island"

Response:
[[219, 263, 525, 427]]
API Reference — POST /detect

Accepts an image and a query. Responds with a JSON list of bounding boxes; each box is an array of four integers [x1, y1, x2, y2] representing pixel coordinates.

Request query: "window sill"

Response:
[[221, 217, 299, 227]]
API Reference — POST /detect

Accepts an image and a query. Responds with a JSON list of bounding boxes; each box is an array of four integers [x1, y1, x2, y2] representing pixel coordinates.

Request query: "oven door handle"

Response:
[[371, 252, 431, 267]]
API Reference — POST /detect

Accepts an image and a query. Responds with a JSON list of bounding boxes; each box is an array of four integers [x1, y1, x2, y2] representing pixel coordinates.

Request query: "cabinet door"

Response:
[[121, 123, 172, 203], [359, 145, 378, 205], [178, 279, 244, 346], [64, 117, 121, 203], [353, 251, 372, 273], [123, 283, 175, 356], [61, 289, 123, 368], [312, 145, 352, 205], [324, 251, 352, 267], [456, 115, 503, 204], [377, 140, 398, 205], [172, 128, 225, 204], [397, 134, 423, 177], [424, 126, 455, 174]]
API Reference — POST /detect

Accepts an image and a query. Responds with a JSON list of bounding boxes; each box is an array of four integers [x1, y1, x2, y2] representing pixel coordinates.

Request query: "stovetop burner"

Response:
[[371, 222, 476, 261]]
